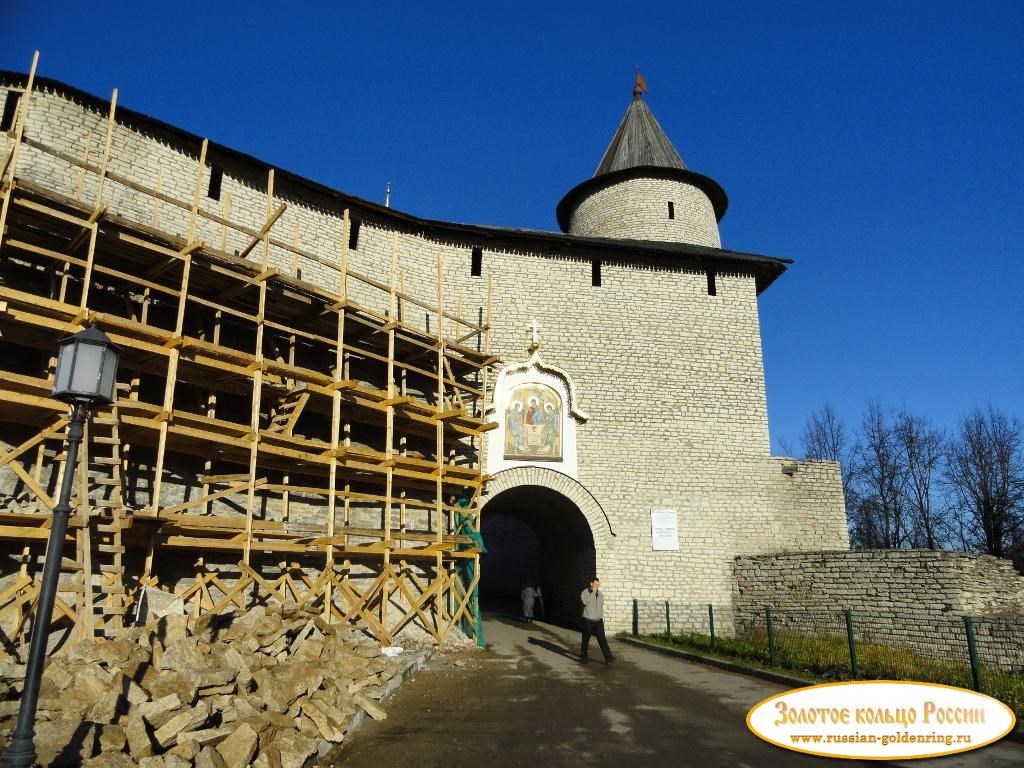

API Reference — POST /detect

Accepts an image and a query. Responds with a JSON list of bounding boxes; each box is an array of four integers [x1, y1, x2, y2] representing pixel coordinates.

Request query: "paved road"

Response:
[[324, 614, 1023, 767]]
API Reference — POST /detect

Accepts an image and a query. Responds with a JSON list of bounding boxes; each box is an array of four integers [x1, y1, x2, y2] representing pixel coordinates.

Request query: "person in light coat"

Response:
[[521, 581, 542, 622]]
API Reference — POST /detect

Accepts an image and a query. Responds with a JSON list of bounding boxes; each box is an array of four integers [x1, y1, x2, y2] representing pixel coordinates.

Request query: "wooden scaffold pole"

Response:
[[149, 139, 205, 518], [324, 208, 350, 619], [243, 168, 276, 565], [434, 252, 447, 631], [380, 231, 400, 636], [0, 51, 39, 260]]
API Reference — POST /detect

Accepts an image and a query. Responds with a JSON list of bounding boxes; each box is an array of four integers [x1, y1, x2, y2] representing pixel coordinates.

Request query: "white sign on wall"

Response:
[[650, 508, 679, 551]]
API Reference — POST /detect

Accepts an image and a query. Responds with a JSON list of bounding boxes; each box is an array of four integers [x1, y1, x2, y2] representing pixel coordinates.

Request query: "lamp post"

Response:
[[3, 325, 119, 768]]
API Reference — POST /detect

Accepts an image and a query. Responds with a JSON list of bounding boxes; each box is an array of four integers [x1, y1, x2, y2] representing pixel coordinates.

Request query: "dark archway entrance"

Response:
[[479, 484, 596, 628]]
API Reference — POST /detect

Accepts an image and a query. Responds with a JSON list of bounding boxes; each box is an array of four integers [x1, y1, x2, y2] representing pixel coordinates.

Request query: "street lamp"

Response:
[[3, 325, 119, 768]]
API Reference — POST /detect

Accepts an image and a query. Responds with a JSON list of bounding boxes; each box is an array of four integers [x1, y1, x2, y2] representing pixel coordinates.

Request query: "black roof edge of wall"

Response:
[[0, 70, 787, 295]]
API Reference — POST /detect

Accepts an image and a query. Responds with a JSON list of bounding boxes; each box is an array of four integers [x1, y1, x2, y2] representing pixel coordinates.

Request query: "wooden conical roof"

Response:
[[593, 93, 686, 176]]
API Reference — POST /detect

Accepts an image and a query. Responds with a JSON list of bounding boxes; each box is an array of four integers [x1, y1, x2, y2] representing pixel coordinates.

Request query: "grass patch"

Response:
[[637, 630, 1024, 720]]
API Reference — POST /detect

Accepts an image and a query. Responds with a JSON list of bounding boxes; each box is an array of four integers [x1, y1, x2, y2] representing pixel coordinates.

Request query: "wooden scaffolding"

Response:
[[0, 55, 497, 650]]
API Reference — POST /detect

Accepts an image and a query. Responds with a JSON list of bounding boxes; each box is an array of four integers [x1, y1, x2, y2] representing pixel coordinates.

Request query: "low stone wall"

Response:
[[733, 550, 1024, 667]]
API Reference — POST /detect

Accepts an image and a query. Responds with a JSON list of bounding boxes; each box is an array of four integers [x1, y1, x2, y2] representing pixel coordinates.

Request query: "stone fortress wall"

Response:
[[1, 75, 849, 633]]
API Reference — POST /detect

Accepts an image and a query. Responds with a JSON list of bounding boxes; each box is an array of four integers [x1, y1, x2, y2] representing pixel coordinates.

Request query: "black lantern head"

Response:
[[52, 325, 121, 405]]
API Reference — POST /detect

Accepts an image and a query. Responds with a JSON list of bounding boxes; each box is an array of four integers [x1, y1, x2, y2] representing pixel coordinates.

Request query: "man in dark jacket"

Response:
[[580, 577, 614, 664]]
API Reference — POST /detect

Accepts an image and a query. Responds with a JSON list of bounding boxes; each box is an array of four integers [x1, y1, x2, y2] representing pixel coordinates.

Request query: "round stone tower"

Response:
[[556, 78, 728, 248]]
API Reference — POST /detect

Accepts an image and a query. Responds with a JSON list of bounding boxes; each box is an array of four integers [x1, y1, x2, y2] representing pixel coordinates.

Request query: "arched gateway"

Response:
[[480, 467, 614, 626]]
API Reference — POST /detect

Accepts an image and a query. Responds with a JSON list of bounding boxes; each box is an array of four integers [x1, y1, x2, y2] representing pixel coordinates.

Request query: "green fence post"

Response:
[[765, 606, 777, 667], [963, 616, 983, 693], [632, 599, 638, 637], [665, 601, 671, 638], [708, 604, 716, 650], [844, 609, 858, 679]]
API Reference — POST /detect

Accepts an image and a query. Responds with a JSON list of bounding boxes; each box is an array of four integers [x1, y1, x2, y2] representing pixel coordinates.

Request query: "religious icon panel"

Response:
[[504, 383, 561, 460]]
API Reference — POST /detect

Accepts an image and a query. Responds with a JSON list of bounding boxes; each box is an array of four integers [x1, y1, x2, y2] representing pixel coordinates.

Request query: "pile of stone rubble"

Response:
[[0, 605, 434, 767]]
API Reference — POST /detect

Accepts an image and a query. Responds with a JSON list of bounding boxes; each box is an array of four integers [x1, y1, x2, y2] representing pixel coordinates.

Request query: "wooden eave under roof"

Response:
[[0, 70, 790, 294]]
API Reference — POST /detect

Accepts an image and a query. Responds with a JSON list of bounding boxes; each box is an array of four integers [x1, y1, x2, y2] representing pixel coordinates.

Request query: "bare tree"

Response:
[[802, 403, 846, 463], [945, 406, 1024, 559], [893, 409, 946, 549], [777, 436, 797, 458], [850, 401, 907, 548], [849, 496, 882, 550]]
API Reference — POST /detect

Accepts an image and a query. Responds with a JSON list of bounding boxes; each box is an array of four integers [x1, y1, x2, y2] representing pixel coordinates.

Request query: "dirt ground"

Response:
[[320, 614, 1024, 768]]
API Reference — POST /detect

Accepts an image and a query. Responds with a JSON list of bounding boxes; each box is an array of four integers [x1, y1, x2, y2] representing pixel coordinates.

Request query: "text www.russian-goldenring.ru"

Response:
[[790, 732, 973, 747]]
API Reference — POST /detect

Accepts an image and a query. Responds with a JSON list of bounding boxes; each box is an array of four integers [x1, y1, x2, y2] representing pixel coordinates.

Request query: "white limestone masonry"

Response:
[[568, 177, 722, 247], [733, 550, 1024, 665], [1, 77, 849, 633]]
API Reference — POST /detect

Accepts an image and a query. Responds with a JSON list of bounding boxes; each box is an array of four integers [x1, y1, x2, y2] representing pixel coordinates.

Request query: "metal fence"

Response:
[[631, 600, 1024, 717]]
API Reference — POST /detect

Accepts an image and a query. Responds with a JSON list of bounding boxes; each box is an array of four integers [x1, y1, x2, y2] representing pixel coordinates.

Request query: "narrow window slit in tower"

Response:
[[207, 163, 223, 201], [1, 92, 21, 132], [706, 270, 717, 296], [592, 259, 602, 287], [471, 246, 482, 277], [349, 219, 361, 250], [667, 201, 675, 220]]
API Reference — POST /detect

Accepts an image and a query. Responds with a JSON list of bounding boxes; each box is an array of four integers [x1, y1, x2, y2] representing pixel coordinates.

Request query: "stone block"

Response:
[[176, 725, 233, 750], [156, 613, 189, 644], [252, 668, 301, 713], [215, 722, 259, 768], [121, 648, 152, 682], [125, 711, 155, 758], [169, 737, 201, 762], [72, 664, 116, 702], [190, 611, 235, 641], [157, 638, 209, 673], [195, 745, 229, 768], [232, 697, 262, 721], [82, 752, 138, 768], [273, 730, 318, 768], [35, 718, 95, 767], [138, 692, 183, 728], [252, 753, 276, 768], [153, 699, 212, 748], [139, 588, 185, 622], [88, 690, 126, 724], [97, 723, 127, 753], [41, 658, 75, 691], [121, 675, 149, 706], [292, 635, 324, 662], [353, 692, 387, 721], [41, 686, 89, 720], [222, 646, 253, 685], [145, 671, 198, 705], [64, 638, 103, 666], [302, 698, 344, 742], [254, 710, 296, 735]]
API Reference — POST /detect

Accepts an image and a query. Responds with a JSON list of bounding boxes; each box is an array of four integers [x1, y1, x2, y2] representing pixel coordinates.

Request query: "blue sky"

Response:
[[4, 1, 1022, 453]]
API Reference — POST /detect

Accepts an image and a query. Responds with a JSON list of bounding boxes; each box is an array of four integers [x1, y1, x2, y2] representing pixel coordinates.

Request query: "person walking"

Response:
[[521, 580, 541, 622], [580, 577, 614, 664]]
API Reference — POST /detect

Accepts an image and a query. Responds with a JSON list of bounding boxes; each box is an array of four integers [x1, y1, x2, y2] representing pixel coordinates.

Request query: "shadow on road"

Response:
[[527, 635, 579, 661]]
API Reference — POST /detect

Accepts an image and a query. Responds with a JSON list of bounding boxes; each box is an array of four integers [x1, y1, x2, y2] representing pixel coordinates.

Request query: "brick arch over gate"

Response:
[[483, 466, 615, 546]]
